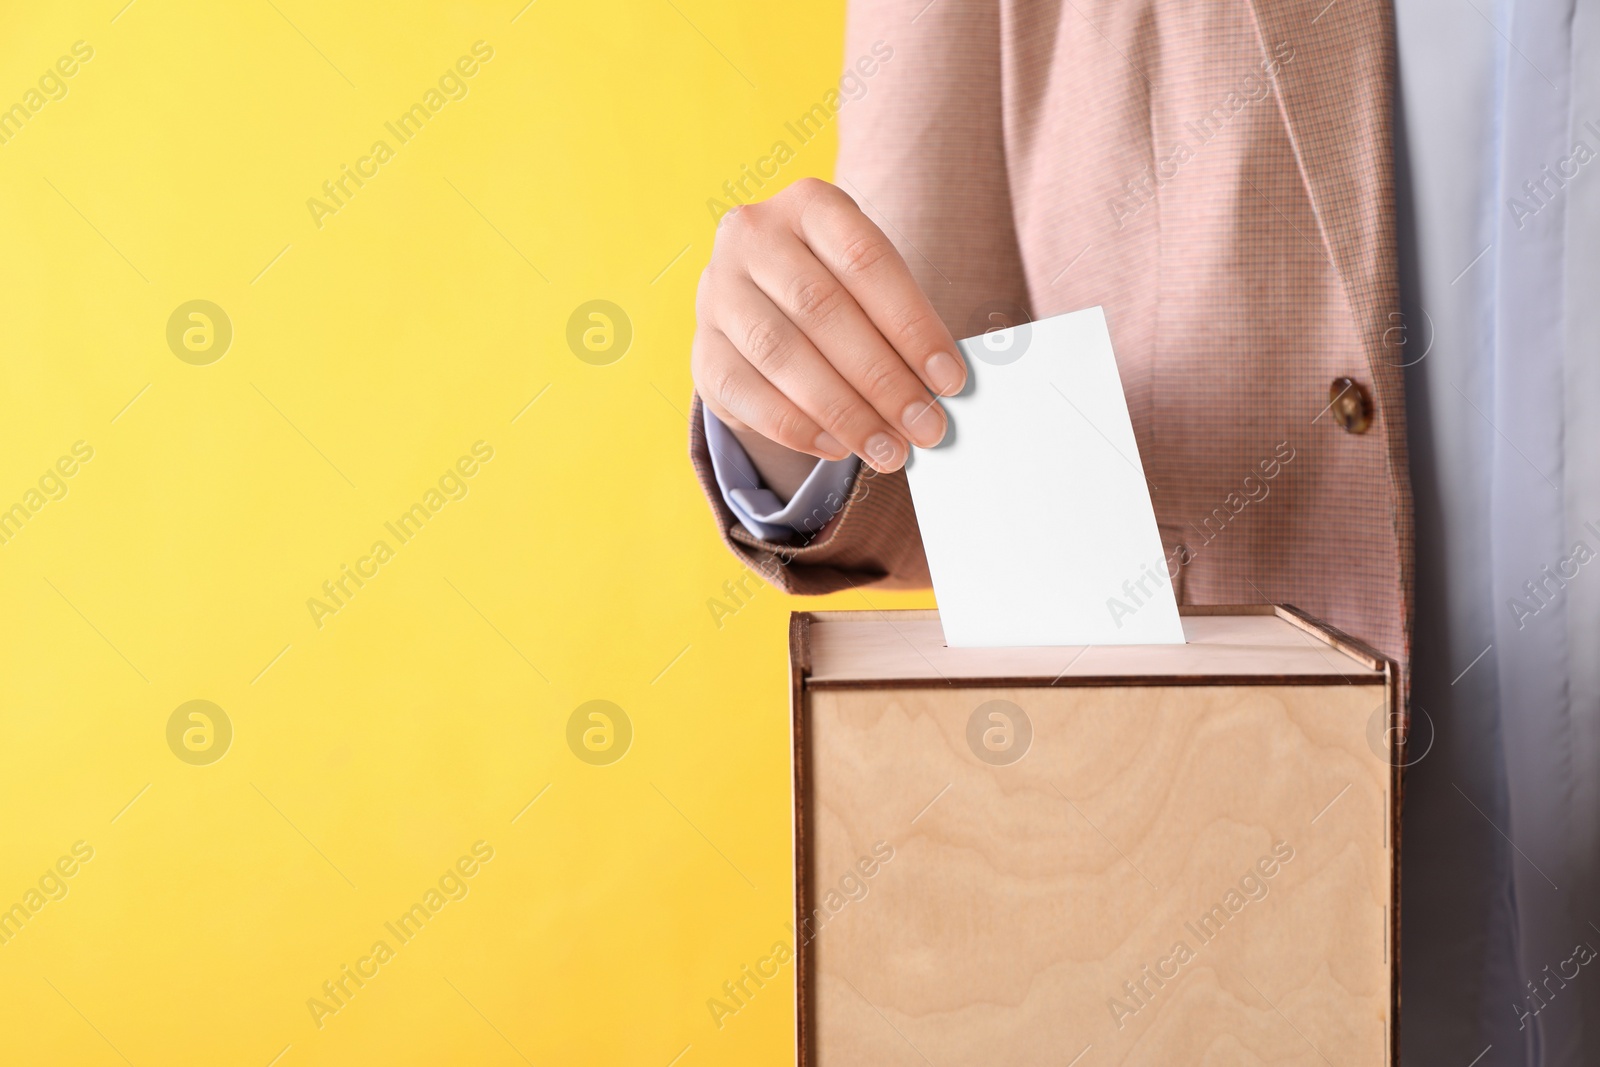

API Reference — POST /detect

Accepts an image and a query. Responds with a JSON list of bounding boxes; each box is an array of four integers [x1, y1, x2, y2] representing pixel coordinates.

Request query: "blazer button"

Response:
[[1329, 377, 1372, 434]]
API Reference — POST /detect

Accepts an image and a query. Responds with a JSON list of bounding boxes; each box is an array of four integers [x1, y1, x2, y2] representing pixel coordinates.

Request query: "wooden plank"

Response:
[[804, 611, 1383, 687], [799, 682, 1393, 1066], [789, 610, 813, 1064]]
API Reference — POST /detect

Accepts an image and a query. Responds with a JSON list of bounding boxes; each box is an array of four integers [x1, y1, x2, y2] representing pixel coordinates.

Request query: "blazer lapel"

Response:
[[1242, 0, 1402, 380]]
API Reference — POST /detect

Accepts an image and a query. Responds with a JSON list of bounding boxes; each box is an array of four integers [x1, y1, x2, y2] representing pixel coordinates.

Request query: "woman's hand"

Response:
[[692, 178, 967, 474]]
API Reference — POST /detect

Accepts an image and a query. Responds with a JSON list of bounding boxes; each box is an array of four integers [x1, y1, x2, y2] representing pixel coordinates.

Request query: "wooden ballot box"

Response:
[[788, 606, 1399, 1066]]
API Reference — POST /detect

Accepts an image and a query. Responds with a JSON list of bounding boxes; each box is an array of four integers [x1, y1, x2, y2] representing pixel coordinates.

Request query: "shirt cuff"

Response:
[[703, 408, 860, 542]]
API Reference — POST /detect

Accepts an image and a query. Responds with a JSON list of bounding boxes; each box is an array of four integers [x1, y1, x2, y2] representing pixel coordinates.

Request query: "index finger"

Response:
[[792, 184, 967, 398]]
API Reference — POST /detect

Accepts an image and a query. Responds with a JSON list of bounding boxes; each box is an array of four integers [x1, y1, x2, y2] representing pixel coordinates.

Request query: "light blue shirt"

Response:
[[1397, 0, 1599, 1064], [703, 409, 857, 542], [708, 4, 1597, 1061]]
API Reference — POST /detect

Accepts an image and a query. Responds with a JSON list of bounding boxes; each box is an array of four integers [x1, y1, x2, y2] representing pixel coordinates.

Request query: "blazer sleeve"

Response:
[[687, 0, 1030, 596]]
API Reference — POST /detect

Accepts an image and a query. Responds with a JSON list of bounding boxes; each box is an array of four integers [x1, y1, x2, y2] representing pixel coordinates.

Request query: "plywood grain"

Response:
[[804, 610, 1384, 687], [801, 681, 1393, 1066]]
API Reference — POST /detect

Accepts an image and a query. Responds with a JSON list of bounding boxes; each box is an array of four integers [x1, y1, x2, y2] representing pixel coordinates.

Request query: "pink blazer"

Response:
[[691, 0, 1412, 671]]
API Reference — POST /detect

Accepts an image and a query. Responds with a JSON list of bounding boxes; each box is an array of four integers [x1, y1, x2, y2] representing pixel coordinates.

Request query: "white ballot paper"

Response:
[[904, 306, 1184, 647]]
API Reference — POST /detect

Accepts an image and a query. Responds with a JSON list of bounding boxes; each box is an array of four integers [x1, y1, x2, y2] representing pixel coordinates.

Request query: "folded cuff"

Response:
[[703, 407, 860, 541]]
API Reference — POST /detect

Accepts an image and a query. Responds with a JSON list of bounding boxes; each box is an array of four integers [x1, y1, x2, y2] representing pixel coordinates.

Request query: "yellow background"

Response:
[[0, 2, 930, 1063]]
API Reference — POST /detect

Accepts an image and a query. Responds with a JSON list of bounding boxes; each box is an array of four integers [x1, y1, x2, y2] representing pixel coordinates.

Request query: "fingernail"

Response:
[[814, 431, 847, 458], [901, 399, 946, 448], [925, 352, 966, 396], [863, 432, 905, 472]]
